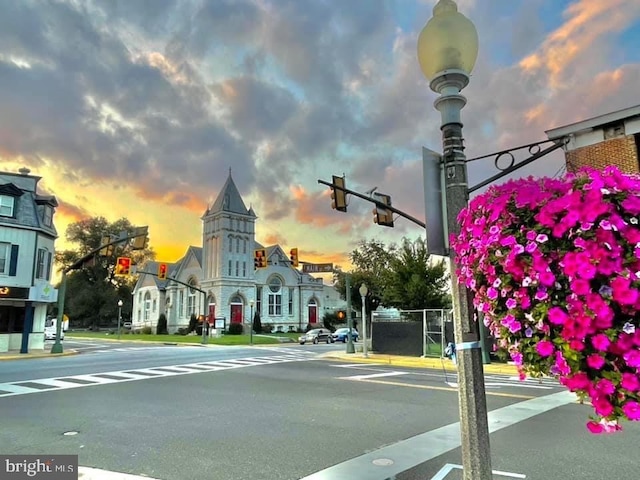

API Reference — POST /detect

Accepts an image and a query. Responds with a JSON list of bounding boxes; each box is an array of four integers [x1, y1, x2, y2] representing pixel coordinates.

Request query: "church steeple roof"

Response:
[[207, 171, 254, 216]]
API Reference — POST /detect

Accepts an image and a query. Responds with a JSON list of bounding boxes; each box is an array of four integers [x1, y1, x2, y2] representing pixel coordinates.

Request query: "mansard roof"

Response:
[[206, 172, 255, 217]]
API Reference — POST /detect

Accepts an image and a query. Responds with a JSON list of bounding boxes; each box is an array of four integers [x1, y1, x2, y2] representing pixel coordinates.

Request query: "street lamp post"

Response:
[[359, 283, 368, 358], [417, 1, 492, 479], [345, 275, 355, 354], [250, 300, 254, 346], [117, 299, 123, 340]]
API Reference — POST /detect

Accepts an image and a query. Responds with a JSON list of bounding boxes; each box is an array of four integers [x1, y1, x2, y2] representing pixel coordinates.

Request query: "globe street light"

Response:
[[117, 299, 123, 340], [418, 2, 491, 479], [358, 283, 368, 358]]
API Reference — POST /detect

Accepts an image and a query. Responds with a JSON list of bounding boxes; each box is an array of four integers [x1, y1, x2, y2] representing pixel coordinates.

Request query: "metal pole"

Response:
[[432, 70, 492, 479], [117, 303, 122, 340], [360, 294, 368, 358], [250, 303, 254, 345], [345, 275, 355, 354], [51, 271, 67, 354]]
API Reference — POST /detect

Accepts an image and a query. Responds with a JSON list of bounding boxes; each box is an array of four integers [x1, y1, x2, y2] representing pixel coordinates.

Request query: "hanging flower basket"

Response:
[[451, 165, 640, 433]]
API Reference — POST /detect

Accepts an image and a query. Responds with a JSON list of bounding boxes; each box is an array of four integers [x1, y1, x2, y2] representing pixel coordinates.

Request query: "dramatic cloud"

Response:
[[1, 0, 639, 265]]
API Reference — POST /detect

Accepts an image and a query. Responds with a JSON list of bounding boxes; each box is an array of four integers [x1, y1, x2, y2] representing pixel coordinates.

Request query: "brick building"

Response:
[[546, 105, 640, 174]]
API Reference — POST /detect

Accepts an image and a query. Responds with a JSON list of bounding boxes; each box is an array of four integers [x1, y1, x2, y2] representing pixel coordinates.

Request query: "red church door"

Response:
[[230, 304, 243, 324]]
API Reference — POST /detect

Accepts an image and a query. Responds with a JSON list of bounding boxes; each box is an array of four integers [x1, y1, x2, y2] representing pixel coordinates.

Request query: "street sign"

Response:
[[302, 263, 334, 273]]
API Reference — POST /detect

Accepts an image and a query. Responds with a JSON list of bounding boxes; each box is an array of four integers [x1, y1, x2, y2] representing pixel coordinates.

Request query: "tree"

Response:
[[54, 216, 155, 329], [188, 314, 198, 333], [384, 237, 451, 310], [333, 239, 395, 312], [157, 313, 168, 335]]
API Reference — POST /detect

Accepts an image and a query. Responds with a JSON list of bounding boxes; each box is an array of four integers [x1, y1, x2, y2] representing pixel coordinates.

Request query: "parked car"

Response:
[[332, 328, 359, 343], [299, 328, 334, 345]]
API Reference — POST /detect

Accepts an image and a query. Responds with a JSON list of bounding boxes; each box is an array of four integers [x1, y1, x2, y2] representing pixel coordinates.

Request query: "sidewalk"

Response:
[[320, 350, 519, 375], [0, 349, 79, 361]]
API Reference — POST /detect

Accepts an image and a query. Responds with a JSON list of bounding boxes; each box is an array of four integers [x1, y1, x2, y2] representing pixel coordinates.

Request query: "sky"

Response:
[[2, 0, 640, 273]]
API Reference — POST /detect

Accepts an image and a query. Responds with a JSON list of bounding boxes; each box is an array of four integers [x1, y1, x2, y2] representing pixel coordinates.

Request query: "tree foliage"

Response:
[[333, 237, 450, 312], [55, 216, 155, 328]]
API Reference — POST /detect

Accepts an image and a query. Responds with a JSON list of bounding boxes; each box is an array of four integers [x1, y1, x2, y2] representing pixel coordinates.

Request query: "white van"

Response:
[[44, 316, 67, 340]]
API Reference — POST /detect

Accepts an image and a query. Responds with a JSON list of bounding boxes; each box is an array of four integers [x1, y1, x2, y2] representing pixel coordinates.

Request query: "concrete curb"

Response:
[[79, 466, 161, 479], [0, 349, 80, 361], [321, 352, 519, 375]]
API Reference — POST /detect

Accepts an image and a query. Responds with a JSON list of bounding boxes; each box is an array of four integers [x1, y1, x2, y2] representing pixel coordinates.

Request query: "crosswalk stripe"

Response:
[[0, 353, 314, 398]]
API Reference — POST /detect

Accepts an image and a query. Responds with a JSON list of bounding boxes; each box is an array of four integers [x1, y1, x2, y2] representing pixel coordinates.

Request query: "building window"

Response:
[[152, 299, 157, 313], [42, 205, 53, 226], [235, 261, 239, 276], [236, 237, 240, 253], [268, 277, 282, 316], [144, 292, 151, 322], [288, 288, 294, 315], [228, 235, 233, 252], [228, 260, 232, 276], [0, 243, 9, 275], [0, 195, 15, 217], [243, 239, 247, 254], [242, 261, 247, 277], [178, 291, 184, 318], [256, 286, 262, 314], [36, 248, 46, 279], [188, 281, 197, 317]]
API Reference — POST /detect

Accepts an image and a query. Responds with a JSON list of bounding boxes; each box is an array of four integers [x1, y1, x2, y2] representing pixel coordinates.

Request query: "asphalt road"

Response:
[[1, 341, 638, 480]]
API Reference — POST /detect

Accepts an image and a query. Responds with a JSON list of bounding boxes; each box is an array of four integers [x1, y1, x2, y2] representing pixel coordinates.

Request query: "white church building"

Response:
[[131, 172, 341, 333]]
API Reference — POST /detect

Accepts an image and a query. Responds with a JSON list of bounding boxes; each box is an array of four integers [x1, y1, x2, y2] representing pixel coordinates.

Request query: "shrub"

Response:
[[227, 323, 244, 335], [157, 314, 168, 335], [188, 314, 198, 333], [176, 327, 189, 336], [261, 323, 273, 334], [252, 312, 262, 334], [141, 326, 152, 335]]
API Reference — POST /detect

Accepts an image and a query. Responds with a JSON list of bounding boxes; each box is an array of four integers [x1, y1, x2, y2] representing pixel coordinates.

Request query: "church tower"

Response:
[[201, 171, 257, 323]]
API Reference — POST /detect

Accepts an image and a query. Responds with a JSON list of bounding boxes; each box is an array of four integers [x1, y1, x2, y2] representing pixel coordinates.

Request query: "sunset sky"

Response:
[[2, 0, 640, 272]]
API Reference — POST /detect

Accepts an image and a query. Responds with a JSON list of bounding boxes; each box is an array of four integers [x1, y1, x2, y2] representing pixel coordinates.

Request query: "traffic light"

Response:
[[115, 257, 132, 275], [131, 226, 149, 250], [337, 310, 345, 320], [289, 248, 299, 267], [254, 249, 267, 269], [330, 175, 347, 212], [98, 236, 114, 256], [158, 263, 168, 280], [373, 193, 394, 228]]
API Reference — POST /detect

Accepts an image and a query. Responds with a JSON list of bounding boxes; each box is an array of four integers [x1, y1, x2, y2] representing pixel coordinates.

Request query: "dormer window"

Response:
[[0, 195, 15, 217], [42, 205, 53, 226]]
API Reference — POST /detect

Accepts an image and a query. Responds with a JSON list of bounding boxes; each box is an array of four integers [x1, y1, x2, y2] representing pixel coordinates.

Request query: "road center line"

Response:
[[300, 390, 576, 479]]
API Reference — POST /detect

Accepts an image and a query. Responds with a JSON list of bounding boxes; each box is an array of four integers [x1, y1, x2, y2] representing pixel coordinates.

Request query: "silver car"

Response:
[[299, 328, 334, 345]]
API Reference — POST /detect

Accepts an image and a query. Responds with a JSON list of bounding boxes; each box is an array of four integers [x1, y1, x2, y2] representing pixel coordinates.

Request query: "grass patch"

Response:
[[67, 331, 299, 345]]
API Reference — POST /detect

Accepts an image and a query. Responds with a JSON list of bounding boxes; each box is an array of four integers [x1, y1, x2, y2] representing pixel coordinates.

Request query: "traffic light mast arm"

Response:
[[318, 179, 426, 229], [137, 270, 206, 295], [64, 231, 149, 274]]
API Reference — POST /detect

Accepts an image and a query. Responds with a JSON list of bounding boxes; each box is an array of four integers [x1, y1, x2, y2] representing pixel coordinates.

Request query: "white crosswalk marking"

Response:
[[0, 353, 313, 398]]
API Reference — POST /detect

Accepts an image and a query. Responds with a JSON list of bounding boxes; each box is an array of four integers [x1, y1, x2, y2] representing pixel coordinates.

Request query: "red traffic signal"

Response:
[[158, 263, 168, 280], [254, 249, 267, 269], [115, 257, 131, 275]]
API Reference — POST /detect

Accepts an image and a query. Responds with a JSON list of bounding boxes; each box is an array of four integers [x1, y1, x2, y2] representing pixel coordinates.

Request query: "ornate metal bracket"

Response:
[[467, 137, 569, 194]]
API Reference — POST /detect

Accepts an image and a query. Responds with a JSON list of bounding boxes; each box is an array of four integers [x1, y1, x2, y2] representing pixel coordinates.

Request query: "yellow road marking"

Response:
[[345, 378, 536, 400]]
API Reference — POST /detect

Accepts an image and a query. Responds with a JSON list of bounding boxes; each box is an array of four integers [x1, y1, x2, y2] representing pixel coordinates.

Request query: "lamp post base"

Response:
[[346, 340, 355, 354], [50, 342, 63, 354]]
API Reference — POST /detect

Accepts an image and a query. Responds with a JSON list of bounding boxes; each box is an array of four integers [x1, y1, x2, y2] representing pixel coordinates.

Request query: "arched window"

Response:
[[144, 292, 151, 322], [267, 276, 282, 316], [228, 235, 233, 252], [188, 279, 198, 317], [243, 238, 247, 254]]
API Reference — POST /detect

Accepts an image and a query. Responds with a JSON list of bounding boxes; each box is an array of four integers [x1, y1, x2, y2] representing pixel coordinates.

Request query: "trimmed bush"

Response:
[[157, 314, 168, 335], [261, 323, 273, 334], [188, 314, 198, 333], [252, 312, 262, 334], [141, 326, 152, 334], [227, 323, 244, 335]]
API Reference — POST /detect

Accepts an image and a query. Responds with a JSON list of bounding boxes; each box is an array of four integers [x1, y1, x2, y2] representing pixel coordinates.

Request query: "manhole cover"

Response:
[[63, 431, 78, 436], [372, 458, 394, 466]]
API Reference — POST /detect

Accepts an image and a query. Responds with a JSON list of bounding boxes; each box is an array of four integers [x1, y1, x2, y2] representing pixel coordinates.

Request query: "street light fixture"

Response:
[[358, 283, 368, 358], [250, 299, 254, 346], [117, 299, 123, 340], [418, 1, 491, 479]]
